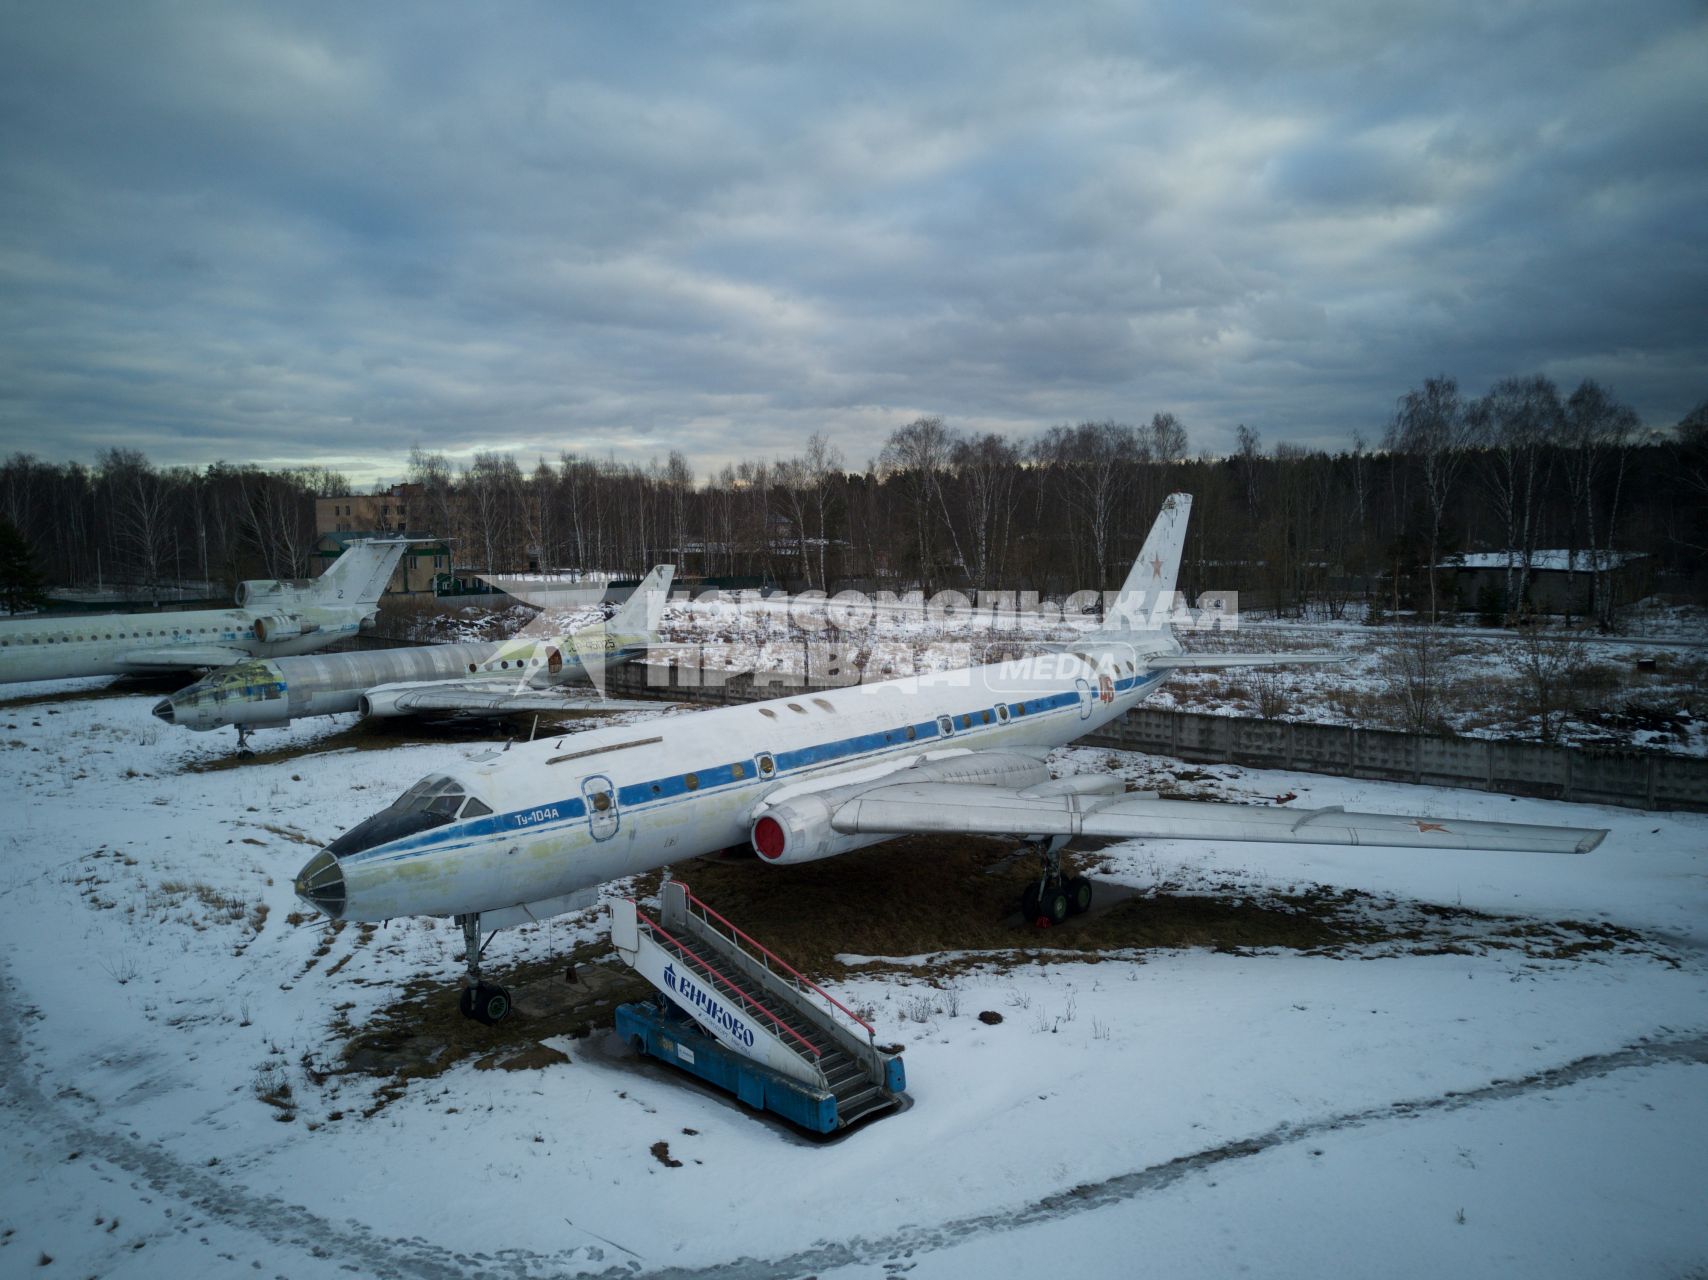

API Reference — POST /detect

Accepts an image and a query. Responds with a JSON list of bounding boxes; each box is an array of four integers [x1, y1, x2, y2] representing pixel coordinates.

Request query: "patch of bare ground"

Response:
[[323, 835, 1666, 1111], [334, 933, 648, 1113]]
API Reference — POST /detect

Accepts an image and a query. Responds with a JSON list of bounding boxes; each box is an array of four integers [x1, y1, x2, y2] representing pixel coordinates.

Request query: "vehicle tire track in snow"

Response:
[[3, 946, 1704, 1280], [0, 963, 589, 1280], [660, 1033, 1708, 1280]]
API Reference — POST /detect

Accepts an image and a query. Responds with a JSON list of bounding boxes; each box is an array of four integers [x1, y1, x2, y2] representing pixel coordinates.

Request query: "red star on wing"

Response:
[[1411, 820, 1449, 834]]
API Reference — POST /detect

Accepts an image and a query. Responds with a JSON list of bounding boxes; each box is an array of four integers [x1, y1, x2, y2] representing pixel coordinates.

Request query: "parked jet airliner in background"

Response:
[[153, 566, 675, 754], [0, 539, 411, 684], [293, 496, 1607, 1024]]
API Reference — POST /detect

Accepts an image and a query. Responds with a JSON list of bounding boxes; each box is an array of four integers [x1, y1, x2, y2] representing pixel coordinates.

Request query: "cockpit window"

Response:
[[326, 775, 488, 857], [396, 775, 465, 815]]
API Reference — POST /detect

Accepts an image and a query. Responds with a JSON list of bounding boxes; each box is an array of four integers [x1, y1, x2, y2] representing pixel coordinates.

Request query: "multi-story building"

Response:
[[312, 483, 450, 597]]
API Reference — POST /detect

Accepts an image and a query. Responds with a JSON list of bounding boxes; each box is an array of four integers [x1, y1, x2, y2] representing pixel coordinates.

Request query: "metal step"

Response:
[[834, 1074, 883, 1102], [836, 1087, 899, 1127], [668, 939, 841, 1064], [671, 943, 834, 1047]]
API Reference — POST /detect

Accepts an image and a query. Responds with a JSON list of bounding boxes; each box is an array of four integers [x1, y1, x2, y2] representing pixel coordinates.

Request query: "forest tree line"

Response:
[[4, 375, 1705, 626]]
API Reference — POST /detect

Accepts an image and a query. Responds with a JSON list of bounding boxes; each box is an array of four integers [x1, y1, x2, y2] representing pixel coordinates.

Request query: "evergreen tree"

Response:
[[0, 518, 48, 613]]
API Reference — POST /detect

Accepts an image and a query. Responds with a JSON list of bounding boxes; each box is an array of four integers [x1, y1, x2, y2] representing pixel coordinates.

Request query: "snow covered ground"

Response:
[[2, 677, 1705, 1279], [1160, 611, 1708, 755]]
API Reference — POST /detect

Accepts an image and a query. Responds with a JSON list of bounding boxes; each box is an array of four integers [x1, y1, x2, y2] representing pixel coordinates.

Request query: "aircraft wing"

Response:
[[1144, 652, 1343, 670], [119, 646, 253, 670], [824, 775, 1605, 855], [362, 679, 667, 717]]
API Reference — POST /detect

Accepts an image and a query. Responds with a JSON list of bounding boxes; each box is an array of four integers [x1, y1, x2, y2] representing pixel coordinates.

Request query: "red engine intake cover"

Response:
[[752, 815, 786, 860]]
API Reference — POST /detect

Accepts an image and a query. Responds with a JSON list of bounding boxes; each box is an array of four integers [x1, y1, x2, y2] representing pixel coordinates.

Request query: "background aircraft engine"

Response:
[[253, 614, 312, 642], [357, 689, 412, 719], [234, 580, 293, 607], [750, 794, 891, 864]]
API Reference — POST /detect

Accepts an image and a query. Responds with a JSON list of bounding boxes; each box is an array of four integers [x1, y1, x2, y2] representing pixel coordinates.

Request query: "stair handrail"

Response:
[[675, 881, 876, 1045], [633, 905, 823, 1061]]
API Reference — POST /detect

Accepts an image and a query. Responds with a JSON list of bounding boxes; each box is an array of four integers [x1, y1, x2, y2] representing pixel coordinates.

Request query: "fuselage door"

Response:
[[1075, 677, 1094, 720], [582, 774, 620, 841]]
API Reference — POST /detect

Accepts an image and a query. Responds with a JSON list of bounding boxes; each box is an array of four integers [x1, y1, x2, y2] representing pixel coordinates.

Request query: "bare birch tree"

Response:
[[99, 449, 177, 599], [1385, 376, 1477, 621], [1475, 374, 1561, 618], [1562, 380, 1639, 629]]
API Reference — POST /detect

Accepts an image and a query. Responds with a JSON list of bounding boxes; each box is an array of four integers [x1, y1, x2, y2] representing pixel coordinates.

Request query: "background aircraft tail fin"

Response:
[[610, 564, 675, 638], [309, 539, 410, 608], [1100, 492, 1192, 634]]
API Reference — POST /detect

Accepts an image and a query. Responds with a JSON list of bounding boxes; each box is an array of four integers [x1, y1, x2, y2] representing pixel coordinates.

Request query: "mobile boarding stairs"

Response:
[[611, 881, 906, 1132]]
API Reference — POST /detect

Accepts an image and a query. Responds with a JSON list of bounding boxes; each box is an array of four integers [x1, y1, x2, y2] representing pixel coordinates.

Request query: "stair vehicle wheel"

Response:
[[474, 983, 512, 1025], [1020, 882, 1041, 921], [1039, 883, 1070, 926], [1067, 875, 1093, 915]]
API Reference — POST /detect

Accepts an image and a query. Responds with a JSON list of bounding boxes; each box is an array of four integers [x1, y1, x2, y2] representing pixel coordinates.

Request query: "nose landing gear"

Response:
[[456, 912, 512, 1024]]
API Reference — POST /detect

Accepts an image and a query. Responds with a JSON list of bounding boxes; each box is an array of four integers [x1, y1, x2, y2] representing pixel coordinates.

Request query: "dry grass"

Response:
[[153, 879, 249, 926]]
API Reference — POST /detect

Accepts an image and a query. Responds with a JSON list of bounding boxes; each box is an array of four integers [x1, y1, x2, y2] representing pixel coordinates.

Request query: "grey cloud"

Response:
[[0, 0, 1703, 484]]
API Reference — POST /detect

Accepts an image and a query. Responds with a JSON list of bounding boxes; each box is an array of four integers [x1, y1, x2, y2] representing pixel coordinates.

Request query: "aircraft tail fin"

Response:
[[309, 539, 410, 608], [609, 564, 675, 639], [1100, 492, 1192, 635]]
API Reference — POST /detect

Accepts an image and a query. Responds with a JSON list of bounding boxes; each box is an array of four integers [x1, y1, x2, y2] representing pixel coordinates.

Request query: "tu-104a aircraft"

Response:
[[153, 565, 675, 755], [0, 539, 410, 685], [293, 495, 1607, 1024]]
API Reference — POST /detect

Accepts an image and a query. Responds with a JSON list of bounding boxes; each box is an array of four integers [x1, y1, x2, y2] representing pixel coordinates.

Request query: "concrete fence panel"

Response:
[[1486, 741, 1565, 798], [1348, 729, 1420, 785], [1416, 735, 1490, 790], [1289, 724, 1355, 773], [1227, 719, 1289, 767], [1652, 755, 1708, 808]]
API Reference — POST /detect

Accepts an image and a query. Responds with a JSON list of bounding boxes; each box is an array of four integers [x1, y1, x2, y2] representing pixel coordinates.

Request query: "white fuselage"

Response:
[[0, 605, 370, 683], [309, 641, 1170, 924]]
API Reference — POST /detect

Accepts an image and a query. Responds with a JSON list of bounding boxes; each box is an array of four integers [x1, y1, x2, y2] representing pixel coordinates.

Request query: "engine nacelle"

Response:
[[357, 689, 412, 719], [253, 614, 309, 643], [751, 750, 1055, 864], [750, 794, 892, 865], [237, 581, 283, 608], [235, 579, 299, 608]]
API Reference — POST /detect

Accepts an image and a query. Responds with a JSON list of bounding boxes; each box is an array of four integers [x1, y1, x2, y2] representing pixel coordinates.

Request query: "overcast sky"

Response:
[[2, 1, 1703, 485]]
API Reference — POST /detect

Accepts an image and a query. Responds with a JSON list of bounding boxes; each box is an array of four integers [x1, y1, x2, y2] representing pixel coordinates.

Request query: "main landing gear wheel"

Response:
[[1067, 875, 1093, 916], [468, 983, 511, 1025], [454, 912, 512, 1024], [1019, 838, 1089, 927]]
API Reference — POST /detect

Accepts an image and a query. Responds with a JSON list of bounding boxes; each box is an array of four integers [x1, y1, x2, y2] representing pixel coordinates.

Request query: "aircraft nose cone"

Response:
[[294, 849, 346, 918], [152, 699, 175, 724]]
